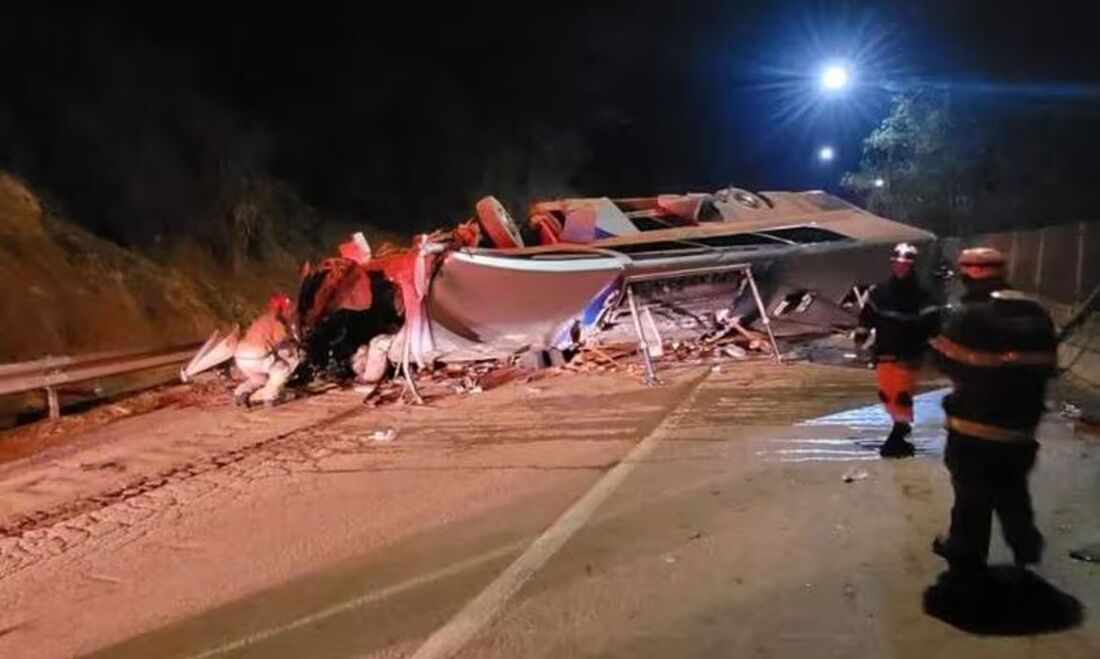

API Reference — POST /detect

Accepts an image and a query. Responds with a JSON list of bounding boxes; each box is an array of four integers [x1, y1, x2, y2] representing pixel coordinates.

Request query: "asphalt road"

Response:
[[0, 360, 1097, 658]]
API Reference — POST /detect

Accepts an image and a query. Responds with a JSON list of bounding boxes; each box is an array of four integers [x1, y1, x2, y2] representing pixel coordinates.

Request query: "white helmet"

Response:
[[891, 243, 918, 262]]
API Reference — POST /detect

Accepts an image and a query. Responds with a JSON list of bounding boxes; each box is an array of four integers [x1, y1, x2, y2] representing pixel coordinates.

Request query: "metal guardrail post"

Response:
[[0, 342, 204, 418], [45, 386, 59, 420]]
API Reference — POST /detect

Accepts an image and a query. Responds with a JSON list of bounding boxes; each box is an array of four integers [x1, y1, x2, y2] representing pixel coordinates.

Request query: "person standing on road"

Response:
[[855, 243, 941, 458], [233, 292, 300, 408], [929, 247, 1059, 573]]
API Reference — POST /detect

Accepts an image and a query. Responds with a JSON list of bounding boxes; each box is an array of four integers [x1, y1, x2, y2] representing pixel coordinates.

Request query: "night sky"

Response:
[[2, 1, 1099, 236]]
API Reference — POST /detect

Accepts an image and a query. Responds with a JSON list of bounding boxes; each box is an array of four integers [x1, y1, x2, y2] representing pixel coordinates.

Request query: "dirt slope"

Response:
[[0, 172, 307, 361]]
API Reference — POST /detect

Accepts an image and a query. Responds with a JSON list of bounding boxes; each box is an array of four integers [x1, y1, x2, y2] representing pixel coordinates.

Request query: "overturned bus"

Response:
[[184, 187, 937, 388]]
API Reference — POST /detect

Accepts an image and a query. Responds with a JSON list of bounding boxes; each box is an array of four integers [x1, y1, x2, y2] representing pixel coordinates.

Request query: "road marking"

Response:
[[409, 372, 710, 659], [188, 542, 523, 659]]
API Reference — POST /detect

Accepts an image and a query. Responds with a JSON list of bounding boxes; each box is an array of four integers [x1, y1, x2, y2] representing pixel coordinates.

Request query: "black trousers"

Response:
[[943, 431, 1042, 566]]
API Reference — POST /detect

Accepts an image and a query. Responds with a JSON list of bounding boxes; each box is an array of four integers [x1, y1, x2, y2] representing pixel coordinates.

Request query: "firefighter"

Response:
[[929, 247, 1058, 573], [854, 242, 940, 458], [233, 291, 300, 408]]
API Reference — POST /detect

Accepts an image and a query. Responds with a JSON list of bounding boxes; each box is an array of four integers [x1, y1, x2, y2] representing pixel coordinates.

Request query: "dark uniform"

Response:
[[929, 247, 1058, 570], [856, 243, 940, 457]]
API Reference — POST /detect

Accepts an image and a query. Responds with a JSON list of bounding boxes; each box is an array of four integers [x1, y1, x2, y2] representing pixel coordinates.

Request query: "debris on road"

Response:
[[476, 366, 523, 392], [723, 345, 747, 359], [1062, 403, 1083, 420], [517, 348, 567, 372], [1069, 544, 1100, 563], [842, 468, 871, 483], [369, 428, 398, 443], [843, 582, 857, 602], [1059, 398, 1100, 438]]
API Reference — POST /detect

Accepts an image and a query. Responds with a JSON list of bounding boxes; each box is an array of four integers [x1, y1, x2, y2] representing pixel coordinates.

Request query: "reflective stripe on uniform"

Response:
[[928, 335, 1056, 367], [947, 416, 1035, 443]]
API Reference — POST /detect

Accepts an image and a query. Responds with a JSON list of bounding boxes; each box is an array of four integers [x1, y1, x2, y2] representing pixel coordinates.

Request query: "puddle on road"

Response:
[[797, 388, 948, 429], [756, 388, 949, 463]]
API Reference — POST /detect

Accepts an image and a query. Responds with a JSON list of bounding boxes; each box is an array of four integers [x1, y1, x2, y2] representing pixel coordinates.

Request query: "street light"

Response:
[[818, 146, 836, 162], [873, 177, 886, 188], [820, 63, 850, 93]]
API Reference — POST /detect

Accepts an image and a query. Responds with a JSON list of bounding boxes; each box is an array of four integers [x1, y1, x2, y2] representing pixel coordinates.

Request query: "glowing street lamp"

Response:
[[818, 145, 836, 162], [819, 63, 850, 93], [873, 177, 886, 188]]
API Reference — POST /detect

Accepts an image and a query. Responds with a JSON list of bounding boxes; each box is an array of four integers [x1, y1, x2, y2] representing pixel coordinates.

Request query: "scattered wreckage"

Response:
[[181, 186, 936, 402]]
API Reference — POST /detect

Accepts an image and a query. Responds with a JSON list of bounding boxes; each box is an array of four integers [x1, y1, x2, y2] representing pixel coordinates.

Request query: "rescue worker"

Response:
[[929, 247, 1058, 573], [233, 291, 300, 408], [854, 242, 940, 458]]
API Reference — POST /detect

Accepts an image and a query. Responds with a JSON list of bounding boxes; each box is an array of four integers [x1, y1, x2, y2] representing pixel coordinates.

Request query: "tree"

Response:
[[844, 92, 1100, 236], [842, 92, 984, 235]]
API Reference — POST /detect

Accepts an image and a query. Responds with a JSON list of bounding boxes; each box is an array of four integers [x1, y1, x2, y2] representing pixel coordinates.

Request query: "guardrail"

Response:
[[0, 342, 203, 419]]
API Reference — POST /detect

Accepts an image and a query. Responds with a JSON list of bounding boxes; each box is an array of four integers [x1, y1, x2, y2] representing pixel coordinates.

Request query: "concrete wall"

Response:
[[939, 222, 1098, 305]]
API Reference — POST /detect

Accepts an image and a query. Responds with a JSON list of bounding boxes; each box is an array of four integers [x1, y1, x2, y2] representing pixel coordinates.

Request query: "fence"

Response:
[[940, 221, 1100, 305]]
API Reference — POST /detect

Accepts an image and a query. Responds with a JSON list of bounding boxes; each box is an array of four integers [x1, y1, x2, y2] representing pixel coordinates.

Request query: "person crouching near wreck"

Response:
[[233, 291, 301, 408], [929, 247, 1058, 573], [854, 243, 941, 458]]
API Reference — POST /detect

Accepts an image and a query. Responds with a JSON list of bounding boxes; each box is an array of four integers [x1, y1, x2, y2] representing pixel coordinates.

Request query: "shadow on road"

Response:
[[923, 565, 1084, 635]]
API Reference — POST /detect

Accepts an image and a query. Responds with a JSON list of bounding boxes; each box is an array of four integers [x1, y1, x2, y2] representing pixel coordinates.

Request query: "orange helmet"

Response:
[[958, 247, 1006, 280], [268, 291, 293, 316]]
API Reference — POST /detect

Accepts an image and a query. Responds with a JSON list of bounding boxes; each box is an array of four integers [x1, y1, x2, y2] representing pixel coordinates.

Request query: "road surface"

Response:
[[0, 359, 1097, 658]]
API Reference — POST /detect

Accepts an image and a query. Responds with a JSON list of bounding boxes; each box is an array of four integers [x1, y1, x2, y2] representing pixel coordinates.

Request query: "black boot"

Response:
[[1013, 535, 1044, 569], [932, 535, 949, 559], [880, 422, 915, 458], [933, 535, 987, 578]]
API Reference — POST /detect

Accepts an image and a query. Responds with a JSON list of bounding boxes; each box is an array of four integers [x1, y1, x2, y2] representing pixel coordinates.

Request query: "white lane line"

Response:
[[409, 373, 711, 659], [188, 543, 522, 659]]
